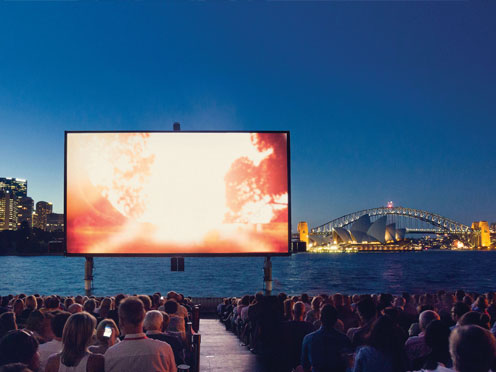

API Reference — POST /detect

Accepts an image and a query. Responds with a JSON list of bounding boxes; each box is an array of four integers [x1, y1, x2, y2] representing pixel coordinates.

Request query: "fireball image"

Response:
[[66, 132, 289, 254]]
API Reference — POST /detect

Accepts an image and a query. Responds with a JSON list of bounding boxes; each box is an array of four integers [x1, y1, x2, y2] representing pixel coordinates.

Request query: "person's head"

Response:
[[25, 311, 45, 334], [12, 300, 24, 315], [99, 298, 112, 312], [320, 304, 338, 329], [393, 296, 406, 309], [95, 319, 119, 345], [0, 330, 39, 371], [61, 312, 96, 367], [143, 310, 163, 332], [241, 295, 250, 307], [357, 297, 376, 322], [50, 311, 71, 340], [458, 311, 485, 327], [451, 302, 471, 323], [138, 295, 152, 312], [366, 315, 401, 355], [45, 296, 59, 310], [64, 298, 74, 310], [163, 300, 178, 315], [424, 320, 452, 368], [311, 296, 322, 312], [24, 296, 36, 311], [0, 313, 17, 338], [119, 297, 145, 332], [83, 299, 96, 314], [293, 302, 306, 321], [67, 303, 83, 314], [450, 325, 496, 372], [419, 310, 440, 331], [0, 363, 33, 372], [73, 296, 83, 305], [475, 296, 488, 310]]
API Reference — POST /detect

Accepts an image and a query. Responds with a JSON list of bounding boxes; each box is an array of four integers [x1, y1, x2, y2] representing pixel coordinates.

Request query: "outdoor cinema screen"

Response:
[[65, 131, 290, 255]]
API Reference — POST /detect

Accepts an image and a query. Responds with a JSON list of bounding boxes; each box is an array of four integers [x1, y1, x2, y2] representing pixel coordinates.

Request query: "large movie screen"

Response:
[[65, 132, 289, 255]]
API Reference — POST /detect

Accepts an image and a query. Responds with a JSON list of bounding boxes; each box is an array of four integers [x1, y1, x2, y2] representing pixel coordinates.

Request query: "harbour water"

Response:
[[1, 251, 495, 297]]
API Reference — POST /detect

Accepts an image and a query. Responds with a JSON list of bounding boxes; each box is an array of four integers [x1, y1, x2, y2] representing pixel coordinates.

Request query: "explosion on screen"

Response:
[[66, 132, 289, 254]]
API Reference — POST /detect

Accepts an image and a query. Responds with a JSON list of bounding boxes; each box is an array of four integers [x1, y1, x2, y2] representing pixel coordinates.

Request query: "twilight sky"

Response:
[[0, 1, 494, 230]]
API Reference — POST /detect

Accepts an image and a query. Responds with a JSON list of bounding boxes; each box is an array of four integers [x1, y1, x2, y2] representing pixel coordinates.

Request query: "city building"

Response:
[[297, 221, 309, 247], [0, 177, 27, 197], [17, 196, 34, 228], [0, 191, 17, 230], [34, 201, 53, 230], [471, 221, 491, 248], [46, 213, 64, 232]]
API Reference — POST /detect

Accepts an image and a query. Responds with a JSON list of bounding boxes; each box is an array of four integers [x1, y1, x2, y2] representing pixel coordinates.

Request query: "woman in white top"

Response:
[[45, 312, 104, 372]]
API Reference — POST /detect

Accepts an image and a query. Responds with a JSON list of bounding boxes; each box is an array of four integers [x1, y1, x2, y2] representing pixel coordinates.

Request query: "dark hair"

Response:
[[452, 302, 470, 319], [0, 313, 17, 338], [24, 311, 44, 334], [0, 330, 39, 367], [45, 296, 59, 309], [163, 301, 178, 315], [0, 363, 32, 372], [366, 316, 405, 372], [450, 325, 496, 372], [138, 295, 152, 312], [51, 311, 71, 338], [320, 304, 338, 328], [119, 297, 145, 326], [458, 311, 485, 327], [83, 299, 96, 314], [423, 320, 452, 369], [357, 297, 376, 321]]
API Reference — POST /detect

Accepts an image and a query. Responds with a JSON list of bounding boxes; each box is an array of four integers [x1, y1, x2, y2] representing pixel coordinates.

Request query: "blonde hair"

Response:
[[61, 312, 96, 367]]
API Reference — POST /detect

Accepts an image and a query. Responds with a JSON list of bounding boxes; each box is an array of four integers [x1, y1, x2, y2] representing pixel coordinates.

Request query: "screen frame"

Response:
[[64, 130, 291, 257]]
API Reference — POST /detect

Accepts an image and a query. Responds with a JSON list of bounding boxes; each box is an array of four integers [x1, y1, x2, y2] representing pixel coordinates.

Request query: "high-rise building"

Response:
[[0, 191, 17, 230], [0, 177, 27, 197], [34, 201, 53, 230], [46, 213, 64, 232], [17, 196, 34, 228]]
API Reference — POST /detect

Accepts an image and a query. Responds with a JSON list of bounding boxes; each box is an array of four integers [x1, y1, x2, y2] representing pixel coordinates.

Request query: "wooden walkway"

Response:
[[199, 319, 267, 372]]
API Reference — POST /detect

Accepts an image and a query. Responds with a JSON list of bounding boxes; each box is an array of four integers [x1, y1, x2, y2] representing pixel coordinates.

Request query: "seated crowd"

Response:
[[0, 291, 195, 372], [218, 290, 496, 372]]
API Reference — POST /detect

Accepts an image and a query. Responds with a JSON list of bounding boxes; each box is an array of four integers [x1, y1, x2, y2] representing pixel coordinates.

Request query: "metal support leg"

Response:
[[84, 256, 94, 296], [264, 256, 272, 295]]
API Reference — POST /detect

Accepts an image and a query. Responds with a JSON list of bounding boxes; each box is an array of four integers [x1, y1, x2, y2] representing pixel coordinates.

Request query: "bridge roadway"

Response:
[[199, 318, 268, 372]]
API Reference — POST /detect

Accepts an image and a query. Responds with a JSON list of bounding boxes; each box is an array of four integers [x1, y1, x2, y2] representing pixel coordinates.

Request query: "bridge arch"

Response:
[[311, 206, 471, 234]]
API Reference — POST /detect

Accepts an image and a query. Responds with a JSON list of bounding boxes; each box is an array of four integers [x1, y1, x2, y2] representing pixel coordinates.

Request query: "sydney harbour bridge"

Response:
[[305, 206, 485, 250]]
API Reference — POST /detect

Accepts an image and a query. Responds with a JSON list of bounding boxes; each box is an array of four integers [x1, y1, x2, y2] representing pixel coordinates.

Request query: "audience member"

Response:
[[301, 304, 352, 372], [352, 315, 406, 372], [143, 310, 185, 365], [104, 297, 176, 372], [89, 319, 120, 355], [45, 312, 103, 372], [405, 310, 440, 365], [449, 325, 496, 372], [0, 330, 39, 371], [38, 311, 70, 371], [0, 313, 17, 339]]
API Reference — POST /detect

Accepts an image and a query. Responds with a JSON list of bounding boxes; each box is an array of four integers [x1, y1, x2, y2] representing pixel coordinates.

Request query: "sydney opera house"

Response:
[[333, 214, 406, 244], [309, 214, 407, 247]]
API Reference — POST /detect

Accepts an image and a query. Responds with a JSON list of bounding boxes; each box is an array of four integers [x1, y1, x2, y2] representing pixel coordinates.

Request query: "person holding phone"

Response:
[[89, 319, 120, 355]]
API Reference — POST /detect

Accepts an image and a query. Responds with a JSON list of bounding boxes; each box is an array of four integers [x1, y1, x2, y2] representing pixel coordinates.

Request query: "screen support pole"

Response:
[[264, 256, 272, 295], [84, 256, 94, 296]]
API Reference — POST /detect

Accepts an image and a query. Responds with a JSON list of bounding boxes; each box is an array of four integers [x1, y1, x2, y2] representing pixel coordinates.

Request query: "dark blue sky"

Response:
[[1, 1, 494, 229]]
